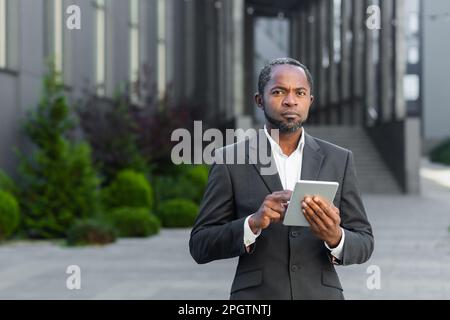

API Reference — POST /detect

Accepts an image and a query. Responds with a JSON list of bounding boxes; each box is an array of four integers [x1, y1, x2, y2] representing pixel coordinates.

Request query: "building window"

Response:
[[45, 0, 64, 74], [94, 0, 106, 96], [0, 0, 6, 68], [130, 0, 140, 102]]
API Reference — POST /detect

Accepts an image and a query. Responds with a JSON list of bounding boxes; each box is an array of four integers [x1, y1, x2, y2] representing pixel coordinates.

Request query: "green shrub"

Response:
[[18, 66, 100, 238], [106, 207, 160, 237], [430, 138, 450, 165], [0, 191, 20, 241], [153, 164, 210, 208], [66, 218, 117, 246], [19, 142, 100, 238], [183, 165, 209, 201], [183, 164, 209, 187], [153, 175, 197, 207], [102, 170, 154, 210], [0, 170, 17, 195], [158, 199, 199, 228]]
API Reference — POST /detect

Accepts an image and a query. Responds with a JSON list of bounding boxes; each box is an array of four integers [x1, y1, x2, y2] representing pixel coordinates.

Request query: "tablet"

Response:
[[282, 180, 339, 227]]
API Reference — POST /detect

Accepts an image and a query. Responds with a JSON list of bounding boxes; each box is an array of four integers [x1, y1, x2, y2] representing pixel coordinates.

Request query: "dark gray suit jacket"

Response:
[[189, 132, 374, 300]]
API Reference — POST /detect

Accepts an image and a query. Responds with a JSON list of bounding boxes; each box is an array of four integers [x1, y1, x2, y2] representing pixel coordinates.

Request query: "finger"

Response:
[[307, 199, 335, 229], [265, 200, 286, 215], [270, 190, 292, 202], [302, 206, 319, 232], [311, 196, 338, 224], [265, 205, 283, 223], [333, 206, 340, 216], [313, 196, 331, 212], [302, 200, 329, 230], [302, 201, 322, 228]]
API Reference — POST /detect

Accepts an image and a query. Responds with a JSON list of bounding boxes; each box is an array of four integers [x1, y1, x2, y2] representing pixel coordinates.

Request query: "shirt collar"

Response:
[[263, 125, 305, 156]]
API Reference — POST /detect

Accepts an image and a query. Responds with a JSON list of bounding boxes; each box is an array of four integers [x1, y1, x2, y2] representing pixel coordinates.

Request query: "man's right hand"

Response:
[[248, 190, 292, 234]]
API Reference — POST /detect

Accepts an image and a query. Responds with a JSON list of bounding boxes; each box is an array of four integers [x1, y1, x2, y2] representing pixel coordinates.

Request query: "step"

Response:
[[304, 126, 402, 194]]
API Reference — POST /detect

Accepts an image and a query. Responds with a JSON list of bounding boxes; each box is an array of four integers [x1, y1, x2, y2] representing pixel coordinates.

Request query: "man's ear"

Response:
[[310, 95, 314, 106], [254, 93, 263, 109]]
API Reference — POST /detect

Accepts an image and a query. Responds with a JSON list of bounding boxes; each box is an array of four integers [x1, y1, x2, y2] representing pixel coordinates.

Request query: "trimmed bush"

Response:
[[102, 170, 154, 210], [0, 191, 20, 241], [183, 165, 209, 202], [66, 218, 117, 246], [430, 138, 450, 165], [153, 164, 210, 208], [184, 165, 209, 187], [153, 175, 197, 207], [158, 199, 199, 228], [106, 207, 160, 237]]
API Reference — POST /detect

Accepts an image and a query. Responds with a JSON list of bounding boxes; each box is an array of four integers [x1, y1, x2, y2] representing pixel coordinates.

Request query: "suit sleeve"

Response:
[[189, 162, 247, 264], [340, 151, 375, 265]]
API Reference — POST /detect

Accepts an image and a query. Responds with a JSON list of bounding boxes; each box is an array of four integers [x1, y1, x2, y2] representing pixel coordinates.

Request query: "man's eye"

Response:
[[272, 90, 283, 95], [297, 92, 306, 96]]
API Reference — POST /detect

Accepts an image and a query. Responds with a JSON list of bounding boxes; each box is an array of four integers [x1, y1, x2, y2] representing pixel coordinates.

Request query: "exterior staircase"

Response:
[[304, 125, 402, 194]]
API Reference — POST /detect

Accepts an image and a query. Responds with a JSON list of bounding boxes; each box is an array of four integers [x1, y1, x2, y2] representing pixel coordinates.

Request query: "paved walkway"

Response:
[[1, 160, 450, 299]]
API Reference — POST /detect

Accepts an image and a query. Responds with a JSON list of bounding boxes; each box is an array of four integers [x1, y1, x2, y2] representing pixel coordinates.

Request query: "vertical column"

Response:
[[307, 3, 317, 124], [364, 0, 375, 126], [5, 0, 19, 70], [171, 0, 186, 105], [379, 0, 394, 122], [0, 0, 6, 68], [289, 12, 297, 57], [217, 0, 225, 119], [299, 8, 308, 62], [232, 0, 246, 126], [328, 0, 338, 124], [316, 0, 327, 124], [225, 2, 234, 122], [352, 0, 365, 125], [184, 0, 195, 100], [394, 0, 406, 120], [340, 0, 350, 125], [156, 0, 166, 103], [244, 4, 255, 119]]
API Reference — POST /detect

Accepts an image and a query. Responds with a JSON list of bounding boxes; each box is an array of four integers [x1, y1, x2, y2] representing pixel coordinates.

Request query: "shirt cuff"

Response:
[[243, 214, 261, 247], [324, 227, 345, 261]]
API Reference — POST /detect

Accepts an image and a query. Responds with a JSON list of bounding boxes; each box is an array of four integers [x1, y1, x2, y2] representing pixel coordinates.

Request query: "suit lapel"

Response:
[[249, 131, 283, 193], [301, 133, 324, 181]]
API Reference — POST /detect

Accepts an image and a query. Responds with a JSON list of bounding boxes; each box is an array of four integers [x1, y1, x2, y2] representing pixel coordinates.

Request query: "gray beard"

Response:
[[263, 107, 303, 133]]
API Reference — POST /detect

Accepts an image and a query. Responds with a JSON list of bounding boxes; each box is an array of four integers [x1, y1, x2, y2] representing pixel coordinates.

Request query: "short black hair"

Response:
[[257, 57, 314, 96]]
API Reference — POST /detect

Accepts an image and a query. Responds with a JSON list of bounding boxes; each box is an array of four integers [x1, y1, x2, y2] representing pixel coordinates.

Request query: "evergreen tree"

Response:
[[18, 65, 100, 238]]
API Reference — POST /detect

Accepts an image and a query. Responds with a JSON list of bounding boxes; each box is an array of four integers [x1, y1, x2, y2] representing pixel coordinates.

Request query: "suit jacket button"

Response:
[[291, 265, 298, 272], [291, 231, 298, 238]]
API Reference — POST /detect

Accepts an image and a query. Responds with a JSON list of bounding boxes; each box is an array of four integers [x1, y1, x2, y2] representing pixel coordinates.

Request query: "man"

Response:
[[189, 57, 374, 300]]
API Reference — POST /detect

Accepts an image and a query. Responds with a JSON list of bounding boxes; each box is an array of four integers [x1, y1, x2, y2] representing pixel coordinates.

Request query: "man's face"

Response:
[[255, 64, 314, 133]]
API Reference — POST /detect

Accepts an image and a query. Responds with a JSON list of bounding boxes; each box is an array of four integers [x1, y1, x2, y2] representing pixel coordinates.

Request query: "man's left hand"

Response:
[[301, 195, 342, 248]]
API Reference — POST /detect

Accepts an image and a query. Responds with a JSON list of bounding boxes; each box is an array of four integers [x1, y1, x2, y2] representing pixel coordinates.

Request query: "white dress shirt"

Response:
[[243, 126, 345, 260]]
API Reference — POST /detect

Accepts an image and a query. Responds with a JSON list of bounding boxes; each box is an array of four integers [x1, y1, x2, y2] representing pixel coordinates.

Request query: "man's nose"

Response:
[[282, 92, 297, 107]]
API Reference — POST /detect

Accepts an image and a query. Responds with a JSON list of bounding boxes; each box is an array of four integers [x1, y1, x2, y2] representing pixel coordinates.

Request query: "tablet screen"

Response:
[[283, 180, 339, 227]]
